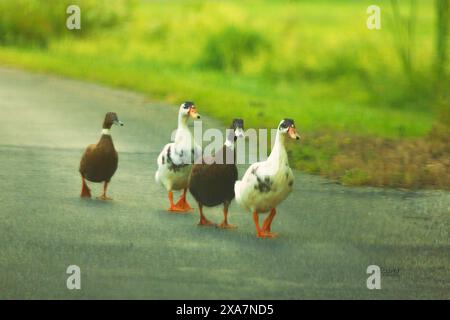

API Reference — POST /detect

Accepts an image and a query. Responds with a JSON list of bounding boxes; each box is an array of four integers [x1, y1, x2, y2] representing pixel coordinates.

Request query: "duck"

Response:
[[234, 119, 300, 238], [79, 112, 124, 200], [155, 101, 201, 212], [189, 119, 245, 228]]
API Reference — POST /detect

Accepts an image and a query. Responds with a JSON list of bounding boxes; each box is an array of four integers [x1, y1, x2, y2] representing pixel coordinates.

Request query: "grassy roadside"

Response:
[[0, 0, 448, 189]]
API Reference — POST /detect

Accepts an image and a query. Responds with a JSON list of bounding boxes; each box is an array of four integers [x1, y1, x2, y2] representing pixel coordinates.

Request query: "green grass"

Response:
[[0, 45, 434, 138], [0, 0, 447, 188]]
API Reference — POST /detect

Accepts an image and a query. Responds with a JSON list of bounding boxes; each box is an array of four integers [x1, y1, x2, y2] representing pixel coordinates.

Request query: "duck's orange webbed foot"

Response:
[[197, 204, 215, 226], [198, 217, 215, 226], [97, 182, 112, 201], [259, 208, 277, 238], [80, 177, 91, 198], [176, 188, 192, 211], [174, 197, 192, 211], [81, 187, 91, 198], [217, 203, 235, 229], [256, 231, 279, 239], [253, 210, 278, 239], [168, 204, 190, 213], [97, 195, 113, 201], [167, 191, 190, 213], [217, 222, 236, 229]]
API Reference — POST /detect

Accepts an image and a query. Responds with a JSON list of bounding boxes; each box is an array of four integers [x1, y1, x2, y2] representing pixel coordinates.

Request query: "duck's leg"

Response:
[[254, 211, 277, 238], [198, 203, 215, 226], [262, 208, 278, 237], [97, 181, 113, 201], [167, 191, 188, 212], [174, 188, 192, 211], [217, 201, 236, 229], [80, 175, 91, 198]]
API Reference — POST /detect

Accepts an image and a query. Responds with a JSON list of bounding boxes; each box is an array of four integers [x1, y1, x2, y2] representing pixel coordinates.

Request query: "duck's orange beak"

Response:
[[189, 106, 200, 119], [288, 127, 300, 140]]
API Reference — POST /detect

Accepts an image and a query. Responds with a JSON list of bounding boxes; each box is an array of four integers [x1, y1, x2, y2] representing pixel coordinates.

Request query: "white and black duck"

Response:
[[234, 119, 300, 238], [155, 101, 201, 212]]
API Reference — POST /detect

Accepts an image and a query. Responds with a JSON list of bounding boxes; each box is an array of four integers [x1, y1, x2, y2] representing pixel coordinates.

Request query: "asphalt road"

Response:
[[0, 67, 448, 299]]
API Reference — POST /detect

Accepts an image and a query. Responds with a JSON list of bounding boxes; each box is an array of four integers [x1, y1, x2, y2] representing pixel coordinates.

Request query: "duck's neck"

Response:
[[267, 131, 288, 166], [178, 114, 189, 131], [222, 133, 236, 163], [224, 139, 234, 149], [101, 128, 111, 136], [99, 128, 114, 147], [224, 129, 235, 150], [175, 114, 193, 147]]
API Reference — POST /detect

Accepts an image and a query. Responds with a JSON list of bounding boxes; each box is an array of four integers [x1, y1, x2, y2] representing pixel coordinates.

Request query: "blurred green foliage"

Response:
[[0, 0, 133, 47], [198, 26, 269, 72]]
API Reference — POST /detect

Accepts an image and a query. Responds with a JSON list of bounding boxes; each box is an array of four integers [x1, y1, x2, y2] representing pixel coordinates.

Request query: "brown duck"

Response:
[[189, 119, 245, 228], [79, 112, 124, 200]]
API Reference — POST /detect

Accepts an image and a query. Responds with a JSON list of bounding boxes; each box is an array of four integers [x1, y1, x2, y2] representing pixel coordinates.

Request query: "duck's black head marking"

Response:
[[225, 118, 245, 142], [182, 101, 194, 109], [231, 118, 244, 130], [279, 118, 295, 130]]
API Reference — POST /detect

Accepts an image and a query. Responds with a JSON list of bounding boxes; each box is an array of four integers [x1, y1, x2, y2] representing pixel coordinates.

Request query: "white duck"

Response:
[[235, 119, 300, 238], [155, 101, 201, 212]]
